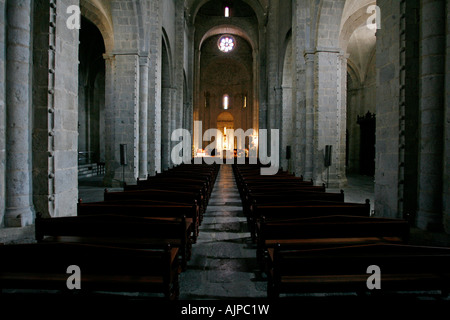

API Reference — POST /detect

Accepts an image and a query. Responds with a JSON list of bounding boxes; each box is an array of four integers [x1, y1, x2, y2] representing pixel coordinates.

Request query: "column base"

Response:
[[416, 212, 444, 232], [444, 216, 450, 235], [314, 170, 348, 189], [4, 207, 34, 228]]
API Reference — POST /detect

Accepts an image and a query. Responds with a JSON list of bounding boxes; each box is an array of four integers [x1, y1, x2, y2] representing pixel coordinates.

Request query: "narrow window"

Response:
[[223, 94, 229, 110], [225, 6, 230, 17]]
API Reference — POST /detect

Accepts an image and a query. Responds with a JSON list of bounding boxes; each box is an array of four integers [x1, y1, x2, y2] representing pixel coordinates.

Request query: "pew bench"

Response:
[[256, 215, 410, 264], [244, 191, 345, 218], [35, 214, 192, 271], [127, 181, 209, 209], [248, 201, 371, 240], [104, 188, 205, 221], [134, 178, 209, 201], [0, 242, 180, 300], [77, 202, 199, 242], [267, 243, 450, 299]]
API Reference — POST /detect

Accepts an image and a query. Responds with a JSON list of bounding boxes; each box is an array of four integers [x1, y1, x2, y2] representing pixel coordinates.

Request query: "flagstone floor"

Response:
[[179, 164, 266, 300]]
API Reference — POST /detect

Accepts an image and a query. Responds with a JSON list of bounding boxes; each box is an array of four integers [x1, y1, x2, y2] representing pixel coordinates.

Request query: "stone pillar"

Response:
[[280, 84, 292, 172], [312, 49, 346, 188], [0, 0, 6, 227], [291, 0, 308, 178], [103, 53, 139, 186], [444, 1, 450, 233], [161, 87, 173, 171], [139, 56, 149, 179], [416, 0, 446, 231], [252, 49, 260, 134], [274, 86, 282, 164], [304, 51, 315, 180], [103, 54, 116, 186], [174, 0, 185, 135], [4, 0, 34, 227], [147, 0, 162, 176], [266, 0, 280, 160], [170, 87, 177, 168], [338, 52, 349, 186], [375, 0, 401, 219]]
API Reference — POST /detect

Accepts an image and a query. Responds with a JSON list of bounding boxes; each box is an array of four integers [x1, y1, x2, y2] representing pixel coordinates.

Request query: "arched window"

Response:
[[223, 94, 229, 110]]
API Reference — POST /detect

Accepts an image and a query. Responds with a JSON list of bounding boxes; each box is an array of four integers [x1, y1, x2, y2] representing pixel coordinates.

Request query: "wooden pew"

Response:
[[248, 201, 371, 240], [104, 188, 205, 221], [77, 202, 200, 242], [127, 180, 209, 210], [266, 243, 450, 298], [256, 215, 410, 264], [0, 242, 180, 300], [243, 190, 345, 217], [156, 165, 218, 187], [35, 214, 192, 271], [149, 172, 213, 191]]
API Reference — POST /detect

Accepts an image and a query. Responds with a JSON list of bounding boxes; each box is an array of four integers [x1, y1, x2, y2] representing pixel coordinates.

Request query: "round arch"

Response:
[[80, 0, 114, 53], [315, 0, 346, 49], [339, 2, 376, 53]]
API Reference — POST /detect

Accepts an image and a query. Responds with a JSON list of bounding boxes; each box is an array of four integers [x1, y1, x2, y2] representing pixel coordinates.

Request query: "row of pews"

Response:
[[233, 164, 450, 299], [0, 164, 219, 300]]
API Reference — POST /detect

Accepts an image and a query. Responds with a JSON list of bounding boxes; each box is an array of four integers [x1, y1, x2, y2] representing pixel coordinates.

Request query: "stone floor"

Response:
[[178, 165, 266, 300]]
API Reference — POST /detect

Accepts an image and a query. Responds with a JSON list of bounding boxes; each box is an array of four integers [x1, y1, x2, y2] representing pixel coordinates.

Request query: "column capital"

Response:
[[139, 55, 149, 66], [102, 53, 115, 61], [303, 50, 315, 63]]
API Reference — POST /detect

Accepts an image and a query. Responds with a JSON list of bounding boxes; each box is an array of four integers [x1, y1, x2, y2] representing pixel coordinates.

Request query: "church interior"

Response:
[[0, 0, 450, 307]]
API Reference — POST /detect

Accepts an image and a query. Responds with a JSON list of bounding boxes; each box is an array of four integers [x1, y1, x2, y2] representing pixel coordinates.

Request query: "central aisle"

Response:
[[179, 165, 267, 299]]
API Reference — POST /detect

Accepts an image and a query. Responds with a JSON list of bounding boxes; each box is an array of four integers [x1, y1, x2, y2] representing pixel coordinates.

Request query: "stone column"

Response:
[[4, 0, 34, 227], [103, 53, 139, 186], [0, 0, 6, 227], [103, 54, 116, 186], [281, 84, 292, 172], [161, 86, 173, 171], [147, 0, 162, 176], [174, 0, 185, 135], [444, 1, 450, 233], [312, 49, 346, 188], [416, 0, 446, 231], [170, 87, 177, 168], [139, 56, 149, 179], [265, 0, 280, 160], [337, 52, 348, 186], [304, 50, 315, 180], [252, 49, 260, 133]]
